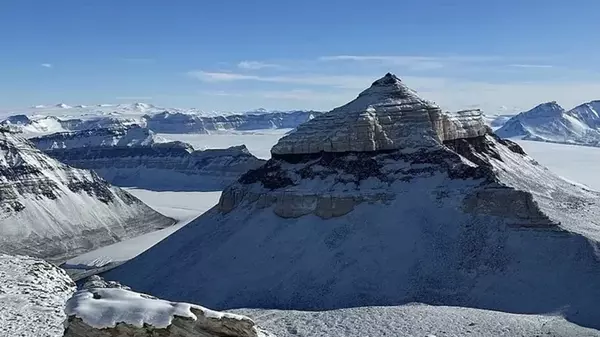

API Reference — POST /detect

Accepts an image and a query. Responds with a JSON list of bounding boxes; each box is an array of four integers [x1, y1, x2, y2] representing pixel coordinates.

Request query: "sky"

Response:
[[1, 0, 600, 113]]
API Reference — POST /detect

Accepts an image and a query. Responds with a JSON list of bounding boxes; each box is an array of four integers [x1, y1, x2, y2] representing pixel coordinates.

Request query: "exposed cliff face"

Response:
[[30, 127, 265, 191], [0, 131, 175, 262], [144, 110, 321, 134], [106, 74, 600, 330]]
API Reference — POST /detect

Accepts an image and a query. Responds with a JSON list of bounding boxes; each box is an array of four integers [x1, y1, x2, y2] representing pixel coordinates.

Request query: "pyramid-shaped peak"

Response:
[[271, 74, 487, 156], [354, 72, 429, 105]]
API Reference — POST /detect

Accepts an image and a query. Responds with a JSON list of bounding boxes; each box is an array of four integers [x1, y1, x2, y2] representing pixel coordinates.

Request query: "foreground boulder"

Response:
[[105, 73, 600, 329], [64, 277, 273, 337]]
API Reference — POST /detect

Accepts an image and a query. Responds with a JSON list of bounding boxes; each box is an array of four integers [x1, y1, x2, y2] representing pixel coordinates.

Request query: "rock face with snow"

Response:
[[30, 126, 266, 191], [63, 276, 273, 337], [0, 130, 175, 262], [106, 74, 600, 329], [496, 101, 600, 146], [0, 254, 76, 337], [30, 124, 161, 149], [144, 110, 321, 134]]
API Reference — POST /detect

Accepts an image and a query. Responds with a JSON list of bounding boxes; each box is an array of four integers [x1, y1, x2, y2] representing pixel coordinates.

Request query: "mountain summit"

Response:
[[107, 74, 600, 329], [272, 73, 486, 155]]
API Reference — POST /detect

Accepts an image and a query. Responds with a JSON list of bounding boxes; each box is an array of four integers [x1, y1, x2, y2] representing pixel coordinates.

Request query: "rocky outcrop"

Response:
[[0, 254, 76, 337], [0, 130, 175, 262], [30, 127, 265, 191], [106, 74, 600, 330], [63, 277, 273, 337], [144, 110, 321, 134]]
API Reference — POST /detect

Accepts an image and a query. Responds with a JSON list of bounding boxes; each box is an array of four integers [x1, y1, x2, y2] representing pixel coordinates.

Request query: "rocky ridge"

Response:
[[144, 109, 321, 134], [0, 130, 175, 262], [106, 74, 600, 330], [30, 126, 266, 191]]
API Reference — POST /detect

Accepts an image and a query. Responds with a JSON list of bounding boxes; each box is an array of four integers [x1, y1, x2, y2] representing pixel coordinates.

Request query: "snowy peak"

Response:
[[356, 72, 430, 105], [567, 100, 600, 128], [495, 100, 600, 146], [518, 101, 565, 119], [272, 73, 487, 155], [55, 103, 72, 109]]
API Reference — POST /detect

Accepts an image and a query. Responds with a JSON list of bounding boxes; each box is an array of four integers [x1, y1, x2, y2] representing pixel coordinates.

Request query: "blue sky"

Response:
[[1, 0, 600, 113]]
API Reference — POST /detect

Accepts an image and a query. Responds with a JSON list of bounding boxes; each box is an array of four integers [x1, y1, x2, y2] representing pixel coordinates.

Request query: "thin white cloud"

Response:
[[41, 63, 52, 68], [237, 61, 283, 70], [188, 71, 373, 89], [508, 64, 554, 69], [319, 55, 444, 70], [318, 55, 509, 71], [115, 96, 153, 100]]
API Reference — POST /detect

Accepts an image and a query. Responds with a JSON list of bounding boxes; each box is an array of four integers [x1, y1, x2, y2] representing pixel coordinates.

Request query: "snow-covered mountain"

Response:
[[0, 103, 322, 137], [30, 126, 266, 191], [106, 73, 600, 330], [496, 101, 600, 146], [0, 129, 175, 262]]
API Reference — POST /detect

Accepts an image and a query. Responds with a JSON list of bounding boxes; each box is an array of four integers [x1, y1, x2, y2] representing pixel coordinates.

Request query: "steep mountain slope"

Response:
[[496, 101, 600, 145], [0, 129, 175, 262], [30, 126, 265, 191], [106, 74, 600, 329], [0, 254, 76, 337]]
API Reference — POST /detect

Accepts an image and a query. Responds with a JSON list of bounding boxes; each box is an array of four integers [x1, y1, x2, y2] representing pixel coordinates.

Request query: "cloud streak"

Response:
[[41, 63, 52, 68], [188, 71, 373, 89], [237, 61, 283, 70], [508, 64, 554, 69]]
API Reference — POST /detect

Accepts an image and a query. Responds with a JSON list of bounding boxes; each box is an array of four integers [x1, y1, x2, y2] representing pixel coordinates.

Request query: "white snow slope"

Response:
[[0, 254, 76, 337], [63, 189, 221, 280], [0, 131, 175, 262], [234, 304, 600, 337]]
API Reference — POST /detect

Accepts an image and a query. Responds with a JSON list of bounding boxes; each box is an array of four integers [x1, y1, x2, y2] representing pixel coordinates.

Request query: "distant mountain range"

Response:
[[496, 100, 600, 146], [0, 103, 322, 136]]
